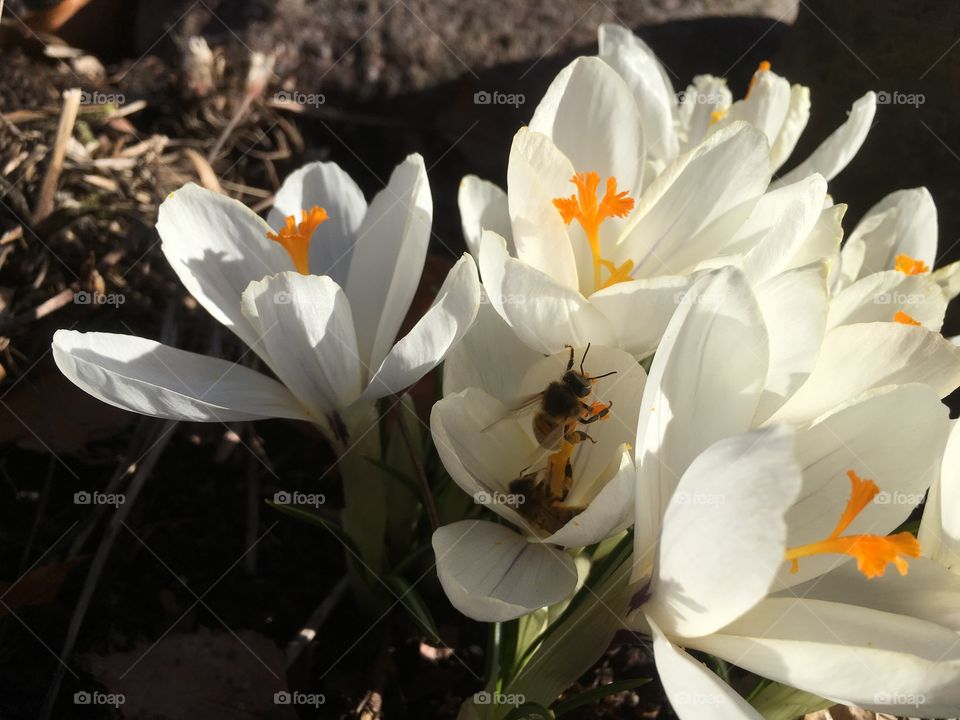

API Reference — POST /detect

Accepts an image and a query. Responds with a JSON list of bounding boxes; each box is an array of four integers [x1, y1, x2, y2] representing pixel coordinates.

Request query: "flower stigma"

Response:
[[893, 310, 921, 326], [267, 205, 329, 274], [553, 172, 635, 290], [784, 470, 921, 579], [894, 253, 930, 275]]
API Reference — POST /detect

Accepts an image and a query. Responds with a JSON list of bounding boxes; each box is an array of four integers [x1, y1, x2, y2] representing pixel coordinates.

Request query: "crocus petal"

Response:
[[753, 264, 828, 423], [268, 161, 367, 286], [919, 419, 960, 571], [52, 329, 309, 422], [479, 230, 615, 354], [774, 383, 949, 588], [785, 557, 960, 631], [441, 301, 543, 400], [241, 272, 363, 421], [827, 270, 946, 331], [678, 75, 732, 149], [774, 91, 876, 186], [507, 128, 580, 289], [692, 597, 960, 717], [344, 154, 432, 372], [363, 254, 481, 399], [597, 23, 678, 166], [634, 268, 768, 567], [619, 123, 770, 278], [458, 175, 513, 259], [646, 426, 801, 638], [589, 273, 701, 359], [650, 619, 764, 720], [769, 84, 811, 172], [717, 69, 791, 150], [157, 184, 290, 350], [432, 520, 578, 622], [770, 322, 960, 423], [529, 56, 646, 209], [933, 260, 960, 301]]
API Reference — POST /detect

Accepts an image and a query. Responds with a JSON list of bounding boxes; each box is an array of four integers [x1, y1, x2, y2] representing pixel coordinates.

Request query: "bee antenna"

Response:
[[580, 343, 591, 375], [591, 370, 617, 381]]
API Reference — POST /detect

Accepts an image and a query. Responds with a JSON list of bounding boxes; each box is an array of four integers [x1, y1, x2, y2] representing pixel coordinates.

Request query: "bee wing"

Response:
[[481, 391, 544, 432]]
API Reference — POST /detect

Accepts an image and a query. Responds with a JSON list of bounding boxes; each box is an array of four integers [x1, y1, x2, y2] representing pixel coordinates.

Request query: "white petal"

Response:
[[678, 75, 732, 149], [157, 184, 289, 349], [650, 618, 764, 720], [441, 300, 543, 399], [775, 383, 949, 588], [478, 230, 615, 354], [933, 260, 960, 301], [529, 56, 645, 201], [52, 330, 308, 422], [619, 123, 771, 278], [693, 597, 960, 717], [769, 84, 811, 172], [432, 520, 578, 622], [786, 557, 960, 631], [646, 426, 801, 638], [241, 273, 362, 423], [634, 268, 768, 567], [827, 270, 946, 331], [753, 264, 829, 423], [363, 254, 481, 399], [717, 69, 791, 150], [919, 419, 960, 571], [457, 175, 512, 259], [589, 273, 701, 359], [774, 91, 876, 186], [597, 23, 678, 166], [268, 161, 367, 286], [770, 322, 960, 423], [344, 154, 432, 372], [506, 129, 580, 289]]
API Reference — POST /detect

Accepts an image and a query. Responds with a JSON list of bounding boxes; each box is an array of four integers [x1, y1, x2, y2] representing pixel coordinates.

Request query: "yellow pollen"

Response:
[[745, 60, 771, 99], [547, 439, 575, 499], [266, 205, 329, 274], [894, 253, 930, 275], [893, 310, 921, 326], [709, 109, 728, 125], [552, 172, 635, 290], [784, 470, 921, 579]]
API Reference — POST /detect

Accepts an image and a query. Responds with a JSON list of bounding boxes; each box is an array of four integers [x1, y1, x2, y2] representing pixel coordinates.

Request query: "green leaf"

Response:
[[502, 702, 554, 720], [265, 500, 363, 558], [749, 681, 832, 720], [383, 575, 442, 645], [552, 678, 650, 716], [366, 456, 421, 500]]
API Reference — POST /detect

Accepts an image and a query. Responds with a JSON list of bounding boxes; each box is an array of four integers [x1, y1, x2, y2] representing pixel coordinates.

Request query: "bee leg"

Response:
[[561, 458, 573, 500], [579, 401, 612, 424], [547, 441, 576, 498], [565, 345, 575, 371], [565, 429, 597, 445]]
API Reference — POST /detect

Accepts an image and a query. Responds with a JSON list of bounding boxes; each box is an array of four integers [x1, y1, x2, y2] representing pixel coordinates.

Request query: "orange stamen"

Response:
[[893, 310, 921, 326], [709, 109, 728, 125], [784, 470, 921, 579], [553, 172, 635, 291], [745, 60, 772, 99], [894, 253, 930, 275], [266, 205, 329, 274]]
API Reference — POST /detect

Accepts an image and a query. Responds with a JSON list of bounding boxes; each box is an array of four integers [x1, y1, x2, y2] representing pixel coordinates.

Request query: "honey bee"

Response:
[[491, 344, 617, 501], [507, 471, 586, 535]]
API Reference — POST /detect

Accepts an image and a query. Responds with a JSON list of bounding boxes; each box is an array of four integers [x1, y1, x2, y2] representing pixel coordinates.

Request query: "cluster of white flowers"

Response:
[[53, 23, 960, 720]]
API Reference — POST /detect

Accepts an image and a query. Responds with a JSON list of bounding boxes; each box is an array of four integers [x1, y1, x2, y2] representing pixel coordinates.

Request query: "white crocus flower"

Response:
[[53, 155, 480, 447], [626, 266, 960, 718], [430, 308, 645, 620], [460, 50, 852, 359], [596, 23, 876, 184], [834, 187, 960, 321]]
